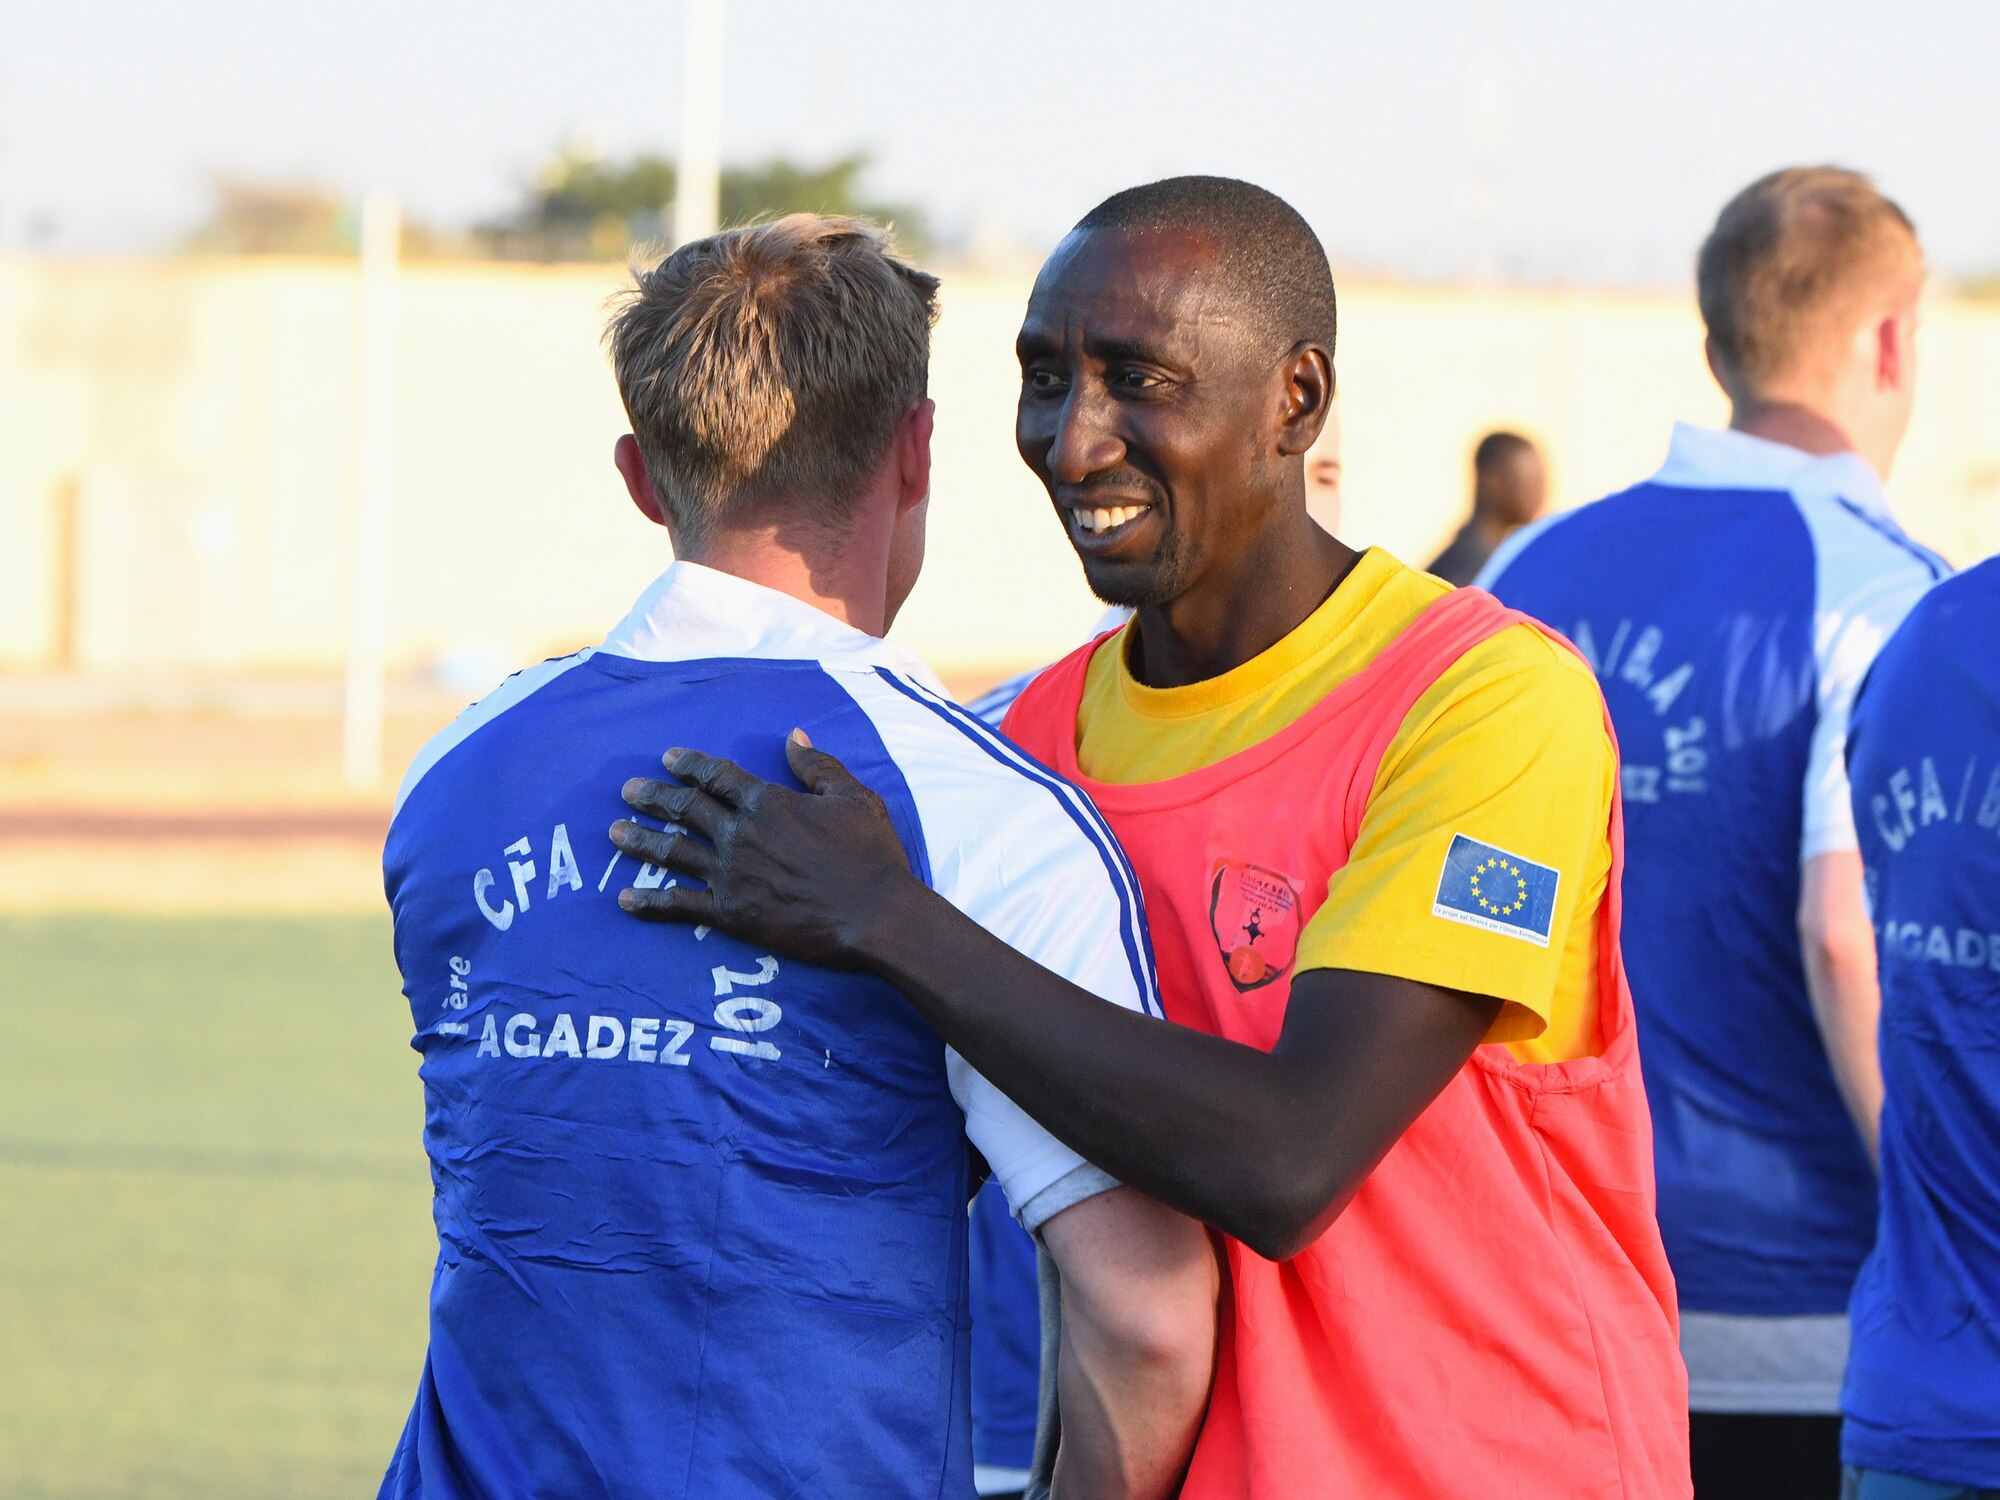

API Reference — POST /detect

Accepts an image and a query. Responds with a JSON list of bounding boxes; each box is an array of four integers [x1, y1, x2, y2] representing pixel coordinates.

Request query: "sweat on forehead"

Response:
[[1071, 175, 1338, 358]]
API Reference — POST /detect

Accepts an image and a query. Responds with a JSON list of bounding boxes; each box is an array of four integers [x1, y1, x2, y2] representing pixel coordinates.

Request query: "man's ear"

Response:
[[895, 399, 936, 514], [1276, 345, 1334, 457], [1875, 309, 1913, 393], [614, 435, 672, 530]]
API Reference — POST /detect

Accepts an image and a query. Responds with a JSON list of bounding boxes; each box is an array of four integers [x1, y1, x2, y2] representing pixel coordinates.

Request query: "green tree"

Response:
[[182, 179, 354, 257], [488, 147, 679, 260], [182, 178, 462, 259], [720, 154, 926, 251], [483, 146, 927, 261]]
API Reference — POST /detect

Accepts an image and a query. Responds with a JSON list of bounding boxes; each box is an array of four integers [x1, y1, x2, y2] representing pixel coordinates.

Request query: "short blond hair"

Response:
[[1697, 167, 1920, 389], [606, 214, 940, 543]]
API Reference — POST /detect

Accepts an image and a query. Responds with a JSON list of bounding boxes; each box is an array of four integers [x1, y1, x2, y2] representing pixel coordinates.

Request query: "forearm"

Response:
[[614, 743, 1497, 1255], [857, 880, 1496, 1259], [862, 880, 1305, 1243], [1802, 934, 1884, 1165], [1799, 850, 1884, 1165], [1043, 1191, 1217, 1500], [1052, 1304, 1208, 1500]]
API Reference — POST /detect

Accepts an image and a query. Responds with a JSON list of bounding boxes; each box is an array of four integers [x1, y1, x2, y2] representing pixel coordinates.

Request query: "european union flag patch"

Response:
[[1431, 834, 1561, 947]]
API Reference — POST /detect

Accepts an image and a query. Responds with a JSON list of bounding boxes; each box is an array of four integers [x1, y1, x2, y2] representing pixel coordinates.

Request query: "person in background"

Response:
[[1480, 166, 1945, 1499], [1426, 430, 1545, 585], [1840, 558, 2000, 1500]]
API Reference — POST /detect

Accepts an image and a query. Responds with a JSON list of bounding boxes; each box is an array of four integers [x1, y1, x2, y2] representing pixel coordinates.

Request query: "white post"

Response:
[[343, 192, 399, 790], [674, 0, 724, 247]]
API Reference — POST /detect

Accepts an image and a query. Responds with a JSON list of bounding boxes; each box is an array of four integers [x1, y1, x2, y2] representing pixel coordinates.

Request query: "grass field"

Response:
[[0, 914, 435, 1499]]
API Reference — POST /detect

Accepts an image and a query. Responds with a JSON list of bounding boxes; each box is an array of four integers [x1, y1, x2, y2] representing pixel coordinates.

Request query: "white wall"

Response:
[[2, 255, 1994, 682]]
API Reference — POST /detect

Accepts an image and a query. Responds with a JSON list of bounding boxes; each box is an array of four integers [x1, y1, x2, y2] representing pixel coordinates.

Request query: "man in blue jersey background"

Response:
[[378, 214, 1217, 1500], [1481, 166, 1945, 1498], [1842, 558, 2000, 1499]]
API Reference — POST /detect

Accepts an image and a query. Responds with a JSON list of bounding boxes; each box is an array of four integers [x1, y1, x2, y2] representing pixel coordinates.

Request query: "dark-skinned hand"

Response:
[[610, 731, 920, 969]]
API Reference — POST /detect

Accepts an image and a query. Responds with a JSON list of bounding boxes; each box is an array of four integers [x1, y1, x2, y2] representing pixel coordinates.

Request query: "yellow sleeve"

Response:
[[1295, 627, 1616, 1043]]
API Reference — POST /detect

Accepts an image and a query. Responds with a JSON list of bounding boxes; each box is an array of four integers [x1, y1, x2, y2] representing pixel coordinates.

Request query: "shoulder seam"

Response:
[[1474, 507, 1577, 587], [1449, 620, 1601, 682], [1800, 491, 1949, 582], [864, 668, 1163, 1019], [392, 650, 597, 822]]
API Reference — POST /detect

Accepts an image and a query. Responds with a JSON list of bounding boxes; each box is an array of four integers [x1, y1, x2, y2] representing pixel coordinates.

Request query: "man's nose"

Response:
[[1048, 384, 1124, 485]]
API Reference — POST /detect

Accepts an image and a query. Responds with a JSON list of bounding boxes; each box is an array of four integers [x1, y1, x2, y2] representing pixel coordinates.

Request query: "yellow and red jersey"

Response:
[[1073, 546, 1612, 1061], [1005, 553, 1689, 1498]]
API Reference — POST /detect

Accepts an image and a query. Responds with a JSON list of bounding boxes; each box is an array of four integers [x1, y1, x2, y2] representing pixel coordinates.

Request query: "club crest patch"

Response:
[[1208, 859, 1300, 992], [1431, 834, 1560, 947]]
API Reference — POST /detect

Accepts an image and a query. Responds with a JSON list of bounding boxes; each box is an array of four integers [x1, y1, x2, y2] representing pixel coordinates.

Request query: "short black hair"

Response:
[[1473, 430, 1535, 474], [1076, 176, 1336, 359]]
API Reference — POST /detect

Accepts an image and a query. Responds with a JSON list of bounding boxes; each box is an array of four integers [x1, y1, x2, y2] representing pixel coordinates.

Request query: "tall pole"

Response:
[[343, 192, 399, 790], [674, 0, 724, 247]]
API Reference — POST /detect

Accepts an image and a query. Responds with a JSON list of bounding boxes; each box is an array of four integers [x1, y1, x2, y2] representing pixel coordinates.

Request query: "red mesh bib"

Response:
[[1004, 587, 1689, 1499]]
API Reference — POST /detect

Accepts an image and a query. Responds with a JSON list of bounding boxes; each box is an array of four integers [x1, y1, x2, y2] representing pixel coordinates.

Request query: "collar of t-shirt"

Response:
[[599, 560, 945, 691], [1650, 421, 1894, 519]]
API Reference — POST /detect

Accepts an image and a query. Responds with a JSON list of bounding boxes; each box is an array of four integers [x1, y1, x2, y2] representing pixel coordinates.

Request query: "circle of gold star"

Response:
[[1470, 857, 1529, 916]]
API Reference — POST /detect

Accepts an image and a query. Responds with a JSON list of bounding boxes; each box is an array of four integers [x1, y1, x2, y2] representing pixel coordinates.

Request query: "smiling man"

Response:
[[613, 178, 1690, 1498]]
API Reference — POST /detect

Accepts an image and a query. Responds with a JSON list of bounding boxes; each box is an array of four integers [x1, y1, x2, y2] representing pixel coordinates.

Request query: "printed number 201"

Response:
[[712, 958, 783, 1061]]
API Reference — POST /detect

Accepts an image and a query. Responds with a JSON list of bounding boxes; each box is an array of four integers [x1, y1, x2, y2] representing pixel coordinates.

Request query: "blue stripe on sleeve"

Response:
[[1830, 496, 1951, 580], [873, 668, 1164, 1020]]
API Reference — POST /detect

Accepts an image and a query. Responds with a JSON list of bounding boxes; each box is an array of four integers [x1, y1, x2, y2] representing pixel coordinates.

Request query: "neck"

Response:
[[1128, 505, 1355, 689], [678, 524, 890, 637], [1729, 396, 1853, 460], [1464, 511, 1511, 548]]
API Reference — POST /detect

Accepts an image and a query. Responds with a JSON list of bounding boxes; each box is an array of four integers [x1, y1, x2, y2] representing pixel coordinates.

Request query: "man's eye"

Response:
[[1024, 368, 1066, 394], [1112, 368, 1159, 392]]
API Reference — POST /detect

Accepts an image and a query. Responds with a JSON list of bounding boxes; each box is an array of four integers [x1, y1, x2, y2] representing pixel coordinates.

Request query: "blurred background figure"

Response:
[[1840, 556, 2000, 1500], [1482, 166, 1944, 1499], [1306, 394, 1345, 534], [1427, 430, 1545, 585]]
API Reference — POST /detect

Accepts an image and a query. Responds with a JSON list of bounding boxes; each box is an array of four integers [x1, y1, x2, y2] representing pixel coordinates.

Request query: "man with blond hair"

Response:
[[375, 215, 1216, 1500], [1481, 167, 1949, 1497]]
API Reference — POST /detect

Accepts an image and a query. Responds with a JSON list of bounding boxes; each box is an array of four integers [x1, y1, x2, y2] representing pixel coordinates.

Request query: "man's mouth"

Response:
[[1072, 503, 1151, 536]]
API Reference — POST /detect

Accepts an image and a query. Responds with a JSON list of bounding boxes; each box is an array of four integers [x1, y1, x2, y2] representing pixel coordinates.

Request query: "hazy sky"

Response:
[[6, 0, 1996, 283]]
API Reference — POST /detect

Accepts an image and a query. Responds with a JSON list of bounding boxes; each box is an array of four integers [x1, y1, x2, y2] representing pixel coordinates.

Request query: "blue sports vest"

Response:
[[379, 657, 973, 1500], [1843, 557, 2000, 1488], [1484, 439, 1940, 1315]]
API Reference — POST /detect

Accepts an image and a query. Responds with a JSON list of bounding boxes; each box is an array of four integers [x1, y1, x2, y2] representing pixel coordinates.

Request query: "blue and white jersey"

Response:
[[1843, 558, 2000, 1488], [1479, 424, 1944, 1333], [378, 561, 1159, 1500]]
